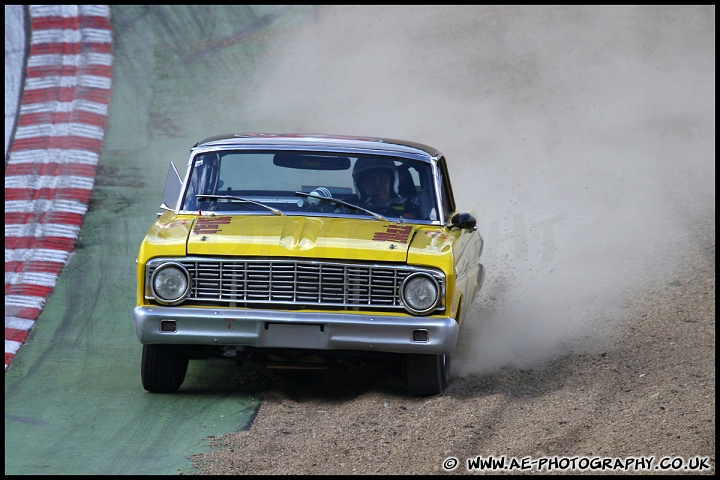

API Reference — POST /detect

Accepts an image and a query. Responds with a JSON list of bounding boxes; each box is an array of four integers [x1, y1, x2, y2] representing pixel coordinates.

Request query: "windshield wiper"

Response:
[[294, 191, 388, 222], [196, 194, 285, 216]]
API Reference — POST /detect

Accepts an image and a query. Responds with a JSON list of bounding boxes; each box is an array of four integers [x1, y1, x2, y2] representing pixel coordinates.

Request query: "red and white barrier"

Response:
[[5, 5, 113, 370]]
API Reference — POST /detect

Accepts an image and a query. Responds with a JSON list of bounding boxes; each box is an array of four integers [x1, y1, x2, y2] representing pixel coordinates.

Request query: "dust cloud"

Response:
[[241, 6, 715, 376]]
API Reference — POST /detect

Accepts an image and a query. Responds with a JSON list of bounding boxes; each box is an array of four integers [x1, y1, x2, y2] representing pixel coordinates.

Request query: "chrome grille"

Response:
[[146, 257, 444, 310]]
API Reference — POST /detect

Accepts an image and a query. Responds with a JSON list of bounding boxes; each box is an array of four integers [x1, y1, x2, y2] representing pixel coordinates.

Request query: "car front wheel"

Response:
[[141, 344, 189, 393], [406, 353, 451, 397]]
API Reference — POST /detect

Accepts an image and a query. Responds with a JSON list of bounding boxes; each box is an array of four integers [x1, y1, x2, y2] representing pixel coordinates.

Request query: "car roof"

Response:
[[192, 133, 442, 162]]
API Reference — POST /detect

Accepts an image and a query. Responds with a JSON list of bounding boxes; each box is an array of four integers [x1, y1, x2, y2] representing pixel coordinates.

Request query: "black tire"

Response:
[[141, 344, 189, 393], [406, 353, 451, 397]]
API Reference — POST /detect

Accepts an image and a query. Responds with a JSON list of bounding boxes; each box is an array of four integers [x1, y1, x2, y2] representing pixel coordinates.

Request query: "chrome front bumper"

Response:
[[133, 306, 459, 355]]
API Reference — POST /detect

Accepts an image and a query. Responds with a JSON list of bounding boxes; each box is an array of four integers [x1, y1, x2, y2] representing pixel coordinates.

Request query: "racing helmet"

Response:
[[352, 157, 400, 199]]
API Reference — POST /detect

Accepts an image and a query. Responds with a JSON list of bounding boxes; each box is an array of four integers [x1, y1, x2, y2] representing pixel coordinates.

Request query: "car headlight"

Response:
[[401, 272, 440, 315], [150, 262, 190, 305]]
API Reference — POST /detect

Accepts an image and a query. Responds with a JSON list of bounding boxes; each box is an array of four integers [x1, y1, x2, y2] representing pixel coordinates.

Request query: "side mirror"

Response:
[[449, 212, 477, 231]]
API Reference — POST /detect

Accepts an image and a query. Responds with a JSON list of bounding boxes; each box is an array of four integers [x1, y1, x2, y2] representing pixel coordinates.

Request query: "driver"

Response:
[[352, 157, 420, 218]]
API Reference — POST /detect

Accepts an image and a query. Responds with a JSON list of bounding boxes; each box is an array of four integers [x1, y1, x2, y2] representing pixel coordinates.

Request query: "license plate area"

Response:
[[264, 323, 327, 348]]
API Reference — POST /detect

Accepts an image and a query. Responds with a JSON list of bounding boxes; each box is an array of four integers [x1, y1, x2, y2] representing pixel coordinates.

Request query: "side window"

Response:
[[437, 157, 456, 221]]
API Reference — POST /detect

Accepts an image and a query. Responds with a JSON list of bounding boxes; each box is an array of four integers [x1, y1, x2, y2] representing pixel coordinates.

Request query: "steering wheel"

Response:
[[307, 187, 335, 212]]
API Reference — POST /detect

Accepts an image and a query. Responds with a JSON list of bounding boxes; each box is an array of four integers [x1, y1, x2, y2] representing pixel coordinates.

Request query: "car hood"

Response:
[[185, 214, 421, 262]]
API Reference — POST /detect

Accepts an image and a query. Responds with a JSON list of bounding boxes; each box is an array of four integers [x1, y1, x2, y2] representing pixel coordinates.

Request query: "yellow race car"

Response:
[[133, 133, 485, 396]]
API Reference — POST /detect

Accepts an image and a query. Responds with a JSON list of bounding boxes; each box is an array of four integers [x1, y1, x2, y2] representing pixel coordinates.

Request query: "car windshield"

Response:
[[180, 150, 438, 222]]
